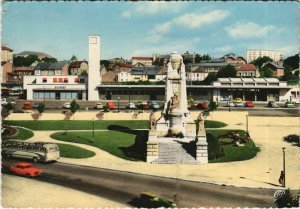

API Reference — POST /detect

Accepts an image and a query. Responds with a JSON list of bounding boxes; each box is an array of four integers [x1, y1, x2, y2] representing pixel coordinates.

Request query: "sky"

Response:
[[1, 1, 298, 61]]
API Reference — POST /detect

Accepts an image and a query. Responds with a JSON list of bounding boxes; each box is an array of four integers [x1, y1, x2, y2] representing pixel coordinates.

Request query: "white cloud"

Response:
[[121, 2, 185, 18], [145, 9, 230, 43], [173, 10, 230, 29], [215, 45, 233, 53], [225, 22, 276, 39]]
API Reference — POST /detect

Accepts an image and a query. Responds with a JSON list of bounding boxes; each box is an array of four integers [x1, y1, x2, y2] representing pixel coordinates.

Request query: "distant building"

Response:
[[68, 61, 88, 75], [117, 71, 131, 82], [130, 66, 162, 82], [15, 51, 53, 60], [182, 51, 195, 64], [132, 56, 153, 67], [212, 53, 247, 68], [262, 62, 285, 77], [247, 49, 283, 63], [236, 64, 260, 77], [1, 62, 13, 84], [111, 63, 132, 73], [34, 61, 70, 76], [1, 45, 13, 63], [102, 71, 117, 83], [186, 66, 208, 81]]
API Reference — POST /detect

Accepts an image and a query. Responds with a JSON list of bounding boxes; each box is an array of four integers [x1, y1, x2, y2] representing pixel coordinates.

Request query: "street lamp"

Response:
[[117, 97, 120, 112], [246, 114, 249, 133], [128, 87, 131, 104], [282, 147, 286, 187]]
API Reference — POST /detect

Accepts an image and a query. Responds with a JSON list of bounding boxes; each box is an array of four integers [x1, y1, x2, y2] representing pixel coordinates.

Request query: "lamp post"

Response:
[[246, 114, 249, 133], [128, 87, 131, 104], [282, 147, 286, 187], [92, 118, 95, 142], [117, 97, 120, 112]]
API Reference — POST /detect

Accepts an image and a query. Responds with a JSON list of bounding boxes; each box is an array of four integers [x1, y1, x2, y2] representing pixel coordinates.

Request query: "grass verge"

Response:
[[207, 129, 260, 163], [3, 120, 149, 130], [57, 143, 96, 159], [51, 130, 143, 161], [2, 127, 34, 140]]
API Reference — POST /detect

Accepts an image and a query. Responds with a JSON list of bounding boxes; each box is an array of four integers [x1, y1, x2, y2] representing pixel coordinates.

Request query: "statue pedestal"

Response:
[[196, 130, 208, 164]]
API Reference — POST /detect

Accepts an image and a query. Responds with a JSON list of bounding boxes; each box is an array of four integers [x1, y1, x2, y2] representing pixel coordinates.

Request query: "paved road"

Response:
[[3, 159, 276, 208]]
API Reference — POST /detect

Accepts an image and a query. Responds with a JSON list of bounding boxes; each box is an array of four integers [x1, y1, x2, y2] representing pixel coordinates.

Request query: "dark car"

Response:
[[196, 102, 208, 109]]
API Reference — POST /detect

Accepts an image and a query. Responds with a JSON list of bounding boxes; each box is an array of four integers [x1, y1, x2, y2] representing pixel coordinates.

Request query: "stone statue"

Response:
[[170, 94, 180, 110], [197, 112, 205, 131], [149, 112, 157, 130]]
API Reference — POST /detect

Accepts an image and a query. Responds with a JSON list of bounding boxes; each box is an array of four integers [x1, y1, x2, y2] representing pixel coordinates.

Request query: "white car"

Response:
[[63, 102, 71, 109], [226, 101, 235, 107], [234, 102, 244, 107], [126, 102, 136, 109], [1, 98, 16, 106], [95, 102, 103, 109]]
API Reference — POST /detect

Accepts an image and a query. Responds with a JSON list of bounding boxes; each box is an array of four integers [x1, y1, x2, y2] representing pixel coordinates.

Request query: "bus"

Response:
[[1, 139, 60, 163]]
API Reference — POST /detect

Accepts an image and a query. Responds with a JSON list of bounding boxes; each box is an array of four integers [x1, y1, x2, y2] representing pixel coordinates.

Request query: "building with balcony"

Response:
[[247, 49, 283, 63]]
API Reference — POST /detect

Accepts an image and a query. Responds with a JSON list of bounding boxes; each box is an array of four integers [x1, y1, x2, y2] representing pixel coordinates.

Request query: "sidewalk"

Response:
[[20, 111, 300, 190]]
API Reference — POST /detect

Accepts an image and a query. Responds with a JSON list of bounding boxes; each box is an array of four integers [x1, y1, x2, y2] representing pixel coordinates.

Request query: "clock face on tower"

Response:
[[90, 37, 97, 44]]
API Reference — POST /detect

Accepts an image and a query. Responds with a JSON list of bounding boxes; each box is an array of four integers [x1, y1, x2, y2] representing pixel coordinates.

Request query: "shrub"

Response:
[[284, 134, 299, 144], [274, 189, 299, 208], [103, 105, 109, 112], [208, 101, 218, 112], [70, 100, 80, 113], [5, 102, 14, 111], [37, 103, 45, 113]]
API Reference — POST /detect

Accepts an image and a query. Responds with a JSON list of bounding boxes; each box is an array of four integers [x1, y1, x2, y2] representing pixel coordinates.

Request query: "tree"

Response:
[[195, 54, 212, 63], [208, 100, 218, 112], [284, 54, 299, 70], [250, 56, 273, 69], [37, 103, 45, 114], [100, 60, 110, 70], [202, 73, 217, 85], [70, 100, 80, 114], [41, 57, 57, 63], [13, 55, 39, 67], [259, 67, 274, 77], [81, 71, 88, 76], [216, 65, 237, 78], [70, 55, 78, 62]]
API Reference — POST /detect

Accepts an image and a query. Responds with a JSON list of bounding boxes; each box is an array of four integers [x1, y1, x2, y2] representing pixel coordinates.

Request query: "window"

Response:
[[53, 78, 57, 82], [55, 70, 60, 75], [59, 78, 63, 82], [64, 78, 68, 83], [42, 78, 47, 83], [74, 78, 80, 82], [35, 70, 40, 75]]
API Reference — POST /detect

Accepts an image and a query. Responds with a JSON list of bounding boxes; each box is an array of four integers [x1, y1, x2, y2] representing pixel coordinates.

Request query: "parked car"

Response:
[[234, 102, 244, 107], [22, 102, 32, 110], [137, 101, 150, 110], [148, 101, 160, 109], [107, 102, 116, 110], [63, 102, 71, 109], [126, 102, 136, 109], [10, 162, 42, 177], [245, 101, 254, 107], [232, 98, 243, 103], [285, 101, 295, 108], [1, 163, 11, 174], [196, 102, 208, 109], [95, 102, 103, 109], [268, 100, 278, 108], [226, 101, 235, 107], [1, 98, 15, 106], [139, 192, 176, 208]]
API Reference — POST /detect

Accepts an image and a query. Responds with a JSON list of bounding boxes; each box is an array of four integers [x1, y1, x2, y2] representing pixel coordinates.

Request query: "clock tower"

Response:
[[88, 35, 101, 101]]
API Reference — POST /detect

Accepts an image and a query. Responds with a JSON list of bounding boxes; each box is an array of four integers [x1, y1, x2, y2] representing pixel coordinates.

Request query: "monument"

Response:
[[147, 52, 208, 164]]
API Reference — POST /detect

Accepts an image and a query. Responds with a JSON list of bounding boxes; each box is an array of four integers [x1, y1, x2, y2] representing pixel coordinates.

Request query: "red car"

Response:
[[107, 102, 116, 110], [245, 101, 254, 107], [196, 102, 208, 109], [10, 162, 42, 177], [22, 102, 32, 110]]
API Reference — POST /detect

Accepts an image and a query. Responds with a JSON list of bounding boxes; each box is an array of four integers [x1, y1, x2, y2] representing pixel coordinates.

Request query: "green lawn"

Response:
[[57, 143, 96, 159], [207, 129, 260, 163], [51, 130, 143, 161], [3, 119, 226, 130], [204, 120, 227, 128], [3, 120, 149, 130], [2, 127, 34, 140]]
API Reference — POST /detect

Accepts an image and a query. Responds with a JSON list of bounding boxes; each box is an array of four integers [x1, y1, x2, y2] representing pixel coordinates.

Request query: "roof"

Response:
[[112, 63, 132, 68], [131, 66, 161, 75], [1, 45, 13, 52], [132, 56, 153, 61], [69, 61, 88, 68], [263, 62, 284, 69], [14, 66, 35, 71], [15, 51, 52, 58], [238, 64, 257, 71], [34, 61, 70, 71], [188, 62, 230, 68], [217, 77, 282, 83]]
